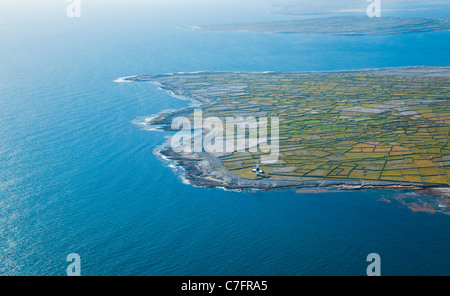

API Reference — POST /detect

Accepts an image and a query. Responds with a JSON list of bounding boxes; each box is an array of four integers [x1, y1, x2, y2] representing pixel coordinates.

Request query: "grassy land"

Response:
[[132, 68, 450, 186]]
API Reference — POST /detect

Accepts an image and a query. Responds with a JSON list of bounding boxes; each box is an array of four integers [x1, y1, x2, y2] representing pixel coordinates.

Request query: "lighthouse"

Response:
[[251, 162, 265, 175]]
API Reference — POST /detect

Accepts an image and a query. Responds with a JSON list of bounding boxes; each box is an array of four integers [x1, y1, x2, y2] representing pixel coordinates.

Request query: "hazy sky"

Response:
[[264, 0, 450, 14], [1, 0, 449, 29]]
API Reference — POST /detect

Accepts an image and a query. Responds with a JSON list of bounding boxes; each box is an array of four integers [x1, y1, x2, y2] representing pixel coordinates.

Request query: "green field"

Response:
[[132, 68, 450, 186]]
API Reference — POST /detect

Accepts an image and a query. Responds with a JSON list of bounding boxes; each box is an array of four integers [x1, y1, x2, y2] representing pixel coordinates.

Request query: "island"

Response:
[[186, 16, 450, 36], [121, 67, 450, 209]]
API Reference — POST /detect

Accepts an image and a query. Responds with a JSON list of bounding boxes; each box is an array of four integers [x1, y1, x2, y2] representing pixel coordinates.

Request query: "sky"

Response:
[[266, 0, 450, 14]]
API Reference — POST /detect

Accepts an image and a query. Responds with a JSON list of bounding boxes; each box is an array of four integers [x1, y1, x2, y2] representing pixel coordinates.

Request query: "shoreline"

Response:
[[158, 145, 433, 191], [184, 16, 450, 36], [118, 66, 450, 201], [124, 66, 450, 130]]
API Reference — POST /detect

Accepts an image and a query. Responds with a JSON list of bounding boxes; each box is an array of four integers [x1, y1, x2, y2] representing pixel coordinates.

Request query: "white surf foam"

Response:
[[113, 75, 137, 83]]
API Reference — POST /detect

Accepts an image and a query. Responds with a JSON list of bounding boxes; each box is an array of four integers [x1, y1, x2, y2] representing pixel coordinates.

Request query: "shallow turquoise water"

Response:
[[0, 1, 449, 275]]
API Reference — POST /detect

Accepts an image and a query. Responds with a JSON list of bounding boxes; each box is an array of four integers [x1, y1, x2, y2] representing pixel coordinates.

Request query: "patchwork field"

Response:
[[130, 67, 450, 186]]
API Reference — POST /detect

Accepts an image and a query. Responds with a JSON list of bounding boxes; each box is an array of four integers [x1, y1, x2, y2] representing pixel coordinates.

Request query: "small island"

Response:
[[186, 16, 450, 36], [122, 67, 450, 210]]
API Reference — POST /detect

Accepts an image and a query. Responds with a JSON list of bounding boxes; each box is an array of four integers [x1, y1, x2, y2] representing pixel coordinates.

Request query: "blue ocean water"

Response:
[[0, 1, 449, 275]]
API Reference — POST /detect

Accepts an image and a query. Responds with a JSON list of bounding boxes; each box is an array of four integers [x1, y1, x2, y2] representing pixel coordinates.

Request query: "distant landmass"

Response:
[[186, 16, 450, 36], [267, 0, 444, 15]]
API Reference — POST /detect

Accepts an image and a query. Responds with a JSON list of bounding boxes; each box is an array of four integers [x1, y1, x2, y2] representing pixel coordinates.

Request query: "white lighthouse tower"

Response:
[[251, 162, 265, 176]]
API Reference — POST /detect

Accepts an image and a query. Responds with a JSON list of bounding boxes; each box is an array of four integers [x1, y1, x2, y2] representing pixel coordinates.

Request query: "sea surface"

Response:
[[0, 0, 449, 275]]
